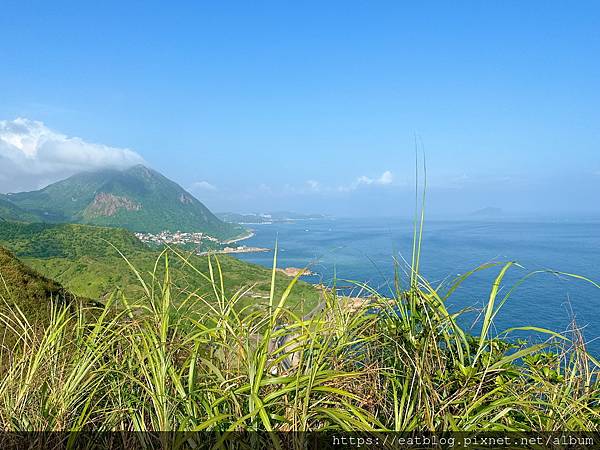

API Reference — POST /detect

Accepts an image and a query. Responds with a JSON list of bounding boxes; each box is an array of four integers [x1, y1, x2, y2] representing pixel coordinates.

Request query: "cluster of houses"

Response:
[[134, 230, 269, 256], [134, 230, 220, 246]]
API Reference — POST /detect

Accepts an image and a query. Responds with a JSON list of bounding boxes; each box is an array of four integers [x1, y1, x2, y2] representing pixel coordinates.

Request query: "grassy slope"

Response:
[[0, 246, 79, 323], [0, 254, 597, 434], [0, 221, 319, 312]]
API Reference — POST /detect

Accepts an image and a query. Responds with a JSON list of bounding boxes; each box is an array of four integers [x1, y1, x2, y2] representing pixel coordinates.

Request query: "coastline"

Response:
[[276, 267, 317, 277], [198, 245, 269, 257], [222, 230, 256, 244]]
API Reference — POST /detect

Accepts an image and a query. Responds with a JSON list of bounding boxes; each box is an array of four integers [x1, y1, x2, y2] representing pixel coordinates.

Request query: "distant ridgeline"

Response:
[[0, 164, 245, 241]]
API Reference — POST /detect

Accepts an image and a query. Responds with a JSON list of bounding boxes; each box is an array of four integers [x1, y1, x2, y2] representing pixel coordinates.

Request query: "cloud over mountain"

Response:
[[0, 118, 144, 192]]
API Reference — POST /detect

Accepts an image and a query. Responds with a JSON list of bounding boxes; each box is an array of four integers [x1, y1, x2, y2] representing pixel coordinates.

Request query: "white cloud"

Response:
[[356, 170, 393, 186], [306, 179, 320, 191], [190, 180, 217, 191], [338, 170, 394, 191], [378, 170, 393, 185], [0, 117, 144, 192], [356, 175, 372, 185]]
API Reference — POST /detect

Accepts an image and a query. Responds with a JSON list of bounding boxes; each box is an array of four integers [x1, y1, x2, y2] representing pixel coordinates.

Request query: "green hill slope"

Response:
[[2, 165, 245, 240], [0, 198, 41, 223], [0, 221, 319, 312], [0, 246, 77, 322]]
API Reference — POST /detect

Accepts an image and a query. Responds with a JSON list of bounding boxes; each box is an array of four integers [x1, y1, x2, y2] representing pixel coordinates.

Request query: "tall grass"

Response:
[[0, 241, 599, 437], [1, 149, 600, 440]]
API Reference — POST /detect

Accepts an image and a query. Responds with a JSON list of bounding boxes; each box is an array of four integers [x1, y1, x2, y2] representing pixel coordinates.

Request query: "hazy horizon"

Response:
[[1, 2, 599, 218], [3, 160, 599, 221]]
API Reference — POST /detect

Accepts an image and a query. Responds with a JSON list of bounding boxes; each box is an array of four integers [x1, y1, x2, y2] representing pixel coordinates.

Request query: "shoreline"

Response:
[[222, 230, 256, 245], [276, 267, 317, 278], [198, 245, 269, 257]]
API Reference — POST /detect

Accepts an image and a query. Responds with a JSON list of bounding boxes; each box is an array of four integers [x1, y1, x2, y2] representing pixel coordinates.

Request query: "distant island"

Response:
[[217, 211, 329, 224]]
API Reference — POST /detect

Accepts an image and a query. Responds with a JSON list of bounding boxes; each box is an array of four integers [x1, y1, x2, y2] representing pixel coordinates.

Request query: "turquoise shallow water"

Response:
[[233, 218, 600, 355]]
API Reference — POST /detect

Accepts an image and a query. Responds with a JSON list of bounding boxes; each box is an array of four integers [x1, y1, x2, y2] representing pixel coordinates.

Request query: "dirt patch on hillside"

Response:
[[85, 193, 141, 217]]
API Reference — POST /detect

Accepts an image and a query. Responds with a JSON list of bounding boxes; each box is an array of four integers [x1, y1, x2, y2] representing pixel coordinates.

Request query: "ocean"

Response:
[[233, 218, 600, 355]]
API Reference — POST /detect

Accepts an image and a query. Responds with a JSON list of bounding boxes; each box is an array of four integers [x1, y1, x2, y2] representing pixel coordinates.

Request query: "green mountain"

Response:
[[0, 221, 319, 312], [1, 165, 244, 240]]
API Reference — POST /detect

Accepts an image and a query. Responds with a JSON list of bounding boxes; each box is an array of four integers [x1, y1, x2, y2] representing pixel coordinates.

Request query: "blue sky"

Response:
[[1, 1, 599, 217]]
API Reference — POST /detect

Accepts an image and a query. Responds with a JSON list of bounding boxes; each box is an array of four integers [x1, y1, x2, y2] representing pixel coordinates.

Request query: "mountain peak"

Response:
[[1, 167, 245, 240], [126, 163, 156, 175]]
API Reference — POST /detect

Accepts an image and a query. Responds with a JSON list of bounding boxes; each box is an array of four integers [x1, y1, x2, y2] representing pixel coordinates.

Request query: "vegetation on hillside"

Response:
[[0, 247, 598, 443], [0, 246, 77, 323], [0, 198, 41, 223], [0, 221, 320, 311]]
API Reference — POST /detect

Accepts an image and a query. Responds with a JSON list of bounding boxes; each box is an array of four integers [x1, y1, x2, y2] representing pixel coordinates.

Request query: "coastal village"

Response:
[[134, 230, 316, 278], [135, 230, 217, 246], [134, 230, 269, 256]]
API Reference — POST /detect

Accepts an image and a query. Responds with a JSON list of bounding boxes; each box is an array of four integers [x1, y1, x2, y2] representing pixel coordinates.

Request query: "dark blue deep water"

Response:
[[233, 218, 600, 355]]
